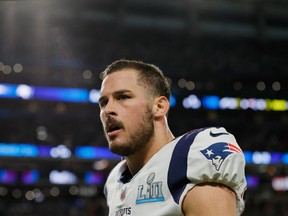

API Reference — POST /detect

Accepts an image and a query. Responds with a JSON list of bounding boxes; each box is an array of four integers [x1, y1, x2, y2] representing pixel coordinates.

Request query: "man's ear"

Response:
[[153, 96, 170, 118]]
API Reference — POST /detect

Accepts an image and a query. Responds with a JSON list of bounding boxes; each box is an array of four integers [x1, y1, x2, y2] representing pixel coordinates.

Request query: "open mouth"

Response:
[[107, 125, 121, 133], [107, 126, 122, 137], [105, 119, 123, 136]]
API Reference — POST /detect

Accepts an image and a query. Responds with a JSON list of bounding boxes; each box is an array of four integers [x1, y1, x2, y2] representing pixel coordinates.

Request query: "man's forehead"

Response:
[[100, 69, 140, 94]]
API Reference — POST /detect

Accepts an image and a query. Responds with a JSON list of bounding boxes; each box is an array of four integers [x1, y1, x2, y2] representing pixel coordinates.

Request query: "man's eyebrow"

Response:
[[113, 89, 132, 95]]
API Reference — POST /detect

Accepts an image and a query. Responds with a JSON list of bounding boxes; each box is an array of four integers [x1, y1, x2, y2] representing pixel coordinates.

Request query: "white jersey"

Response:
[[104, 127, 247, 216]]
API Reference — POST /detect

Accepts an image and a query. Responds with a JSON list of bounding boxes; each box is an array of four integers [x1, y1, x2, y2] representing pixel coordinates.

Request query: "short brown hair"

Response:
[[102, 59, 171, 100]]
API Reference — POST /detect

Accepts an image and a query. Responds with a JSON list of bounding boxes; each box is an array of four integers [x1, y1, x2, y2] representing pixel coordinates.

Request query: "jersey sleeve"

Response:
[[168, 127, 247, 215]]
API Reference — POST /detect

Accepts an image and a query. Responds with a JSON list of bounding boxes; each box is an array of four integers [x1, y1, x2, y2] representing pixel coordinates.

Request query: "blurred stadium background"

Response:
[[0, 0, 288, 215]]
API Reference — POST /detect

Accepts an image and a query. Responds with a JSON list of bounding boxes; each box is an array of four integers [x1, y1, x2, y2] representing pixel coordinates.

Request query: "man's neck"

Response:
[[125, 129, 174, 176]]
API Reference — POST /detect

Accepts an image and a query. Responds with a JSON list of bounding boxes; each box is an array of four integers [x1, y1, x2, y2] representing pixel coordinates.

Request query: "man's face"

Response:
[[99, 69, 155, 156]]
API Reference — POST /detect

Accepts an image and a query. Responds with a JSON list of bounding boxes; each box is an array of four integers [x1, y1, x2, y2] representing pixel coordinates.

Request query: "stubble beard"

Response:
[[108, 106, 154, 157]]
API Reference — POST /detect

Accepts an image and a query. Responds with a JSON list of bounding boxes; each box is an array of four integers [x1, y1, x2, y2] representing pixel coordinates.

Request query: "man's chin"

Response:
[[109, 143, 132, 157], [108, 137, 120, 147]]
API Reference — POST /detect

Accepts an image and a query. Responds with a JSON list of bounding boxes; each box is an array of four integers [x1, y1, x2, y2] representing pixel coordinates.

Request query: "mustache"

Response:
[[104, 117, 124, 133]]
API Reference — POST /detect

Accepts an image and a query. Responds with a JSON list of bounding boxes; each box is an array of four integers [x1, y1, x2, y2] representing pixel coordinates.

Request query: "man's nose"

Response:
[[103, 100, 117, 118]]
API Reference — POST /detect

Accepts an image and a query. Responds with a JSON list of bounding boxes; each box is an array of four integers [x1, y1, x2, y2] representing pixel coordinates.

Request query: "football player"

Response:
[[99, 59, 247, 216]]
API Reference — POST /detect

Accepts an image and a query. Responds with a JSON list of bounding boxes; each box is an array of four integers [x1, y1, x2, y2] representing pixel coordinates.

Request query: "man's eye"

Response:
[[99, 100, 107, 108], [119, 95, 130, 100]]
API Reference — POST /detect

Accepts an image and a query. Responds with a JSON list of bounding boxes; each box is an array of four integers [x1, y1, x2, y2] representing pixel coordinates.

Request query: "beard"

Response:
[[106, 106, 154, 157]]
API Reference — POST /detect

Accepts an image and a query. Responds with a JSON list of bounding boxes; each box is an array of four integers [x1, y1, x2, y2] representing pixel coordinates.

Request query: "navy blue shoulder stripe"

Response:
[[167, 128, 206, 204], [103, 185, 108, 198]]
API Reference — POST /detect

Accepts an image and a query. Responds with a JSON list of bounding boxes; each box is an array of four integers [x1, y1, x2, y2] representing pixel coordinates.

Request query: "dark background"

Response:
[[1, 0, 288, 215]]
